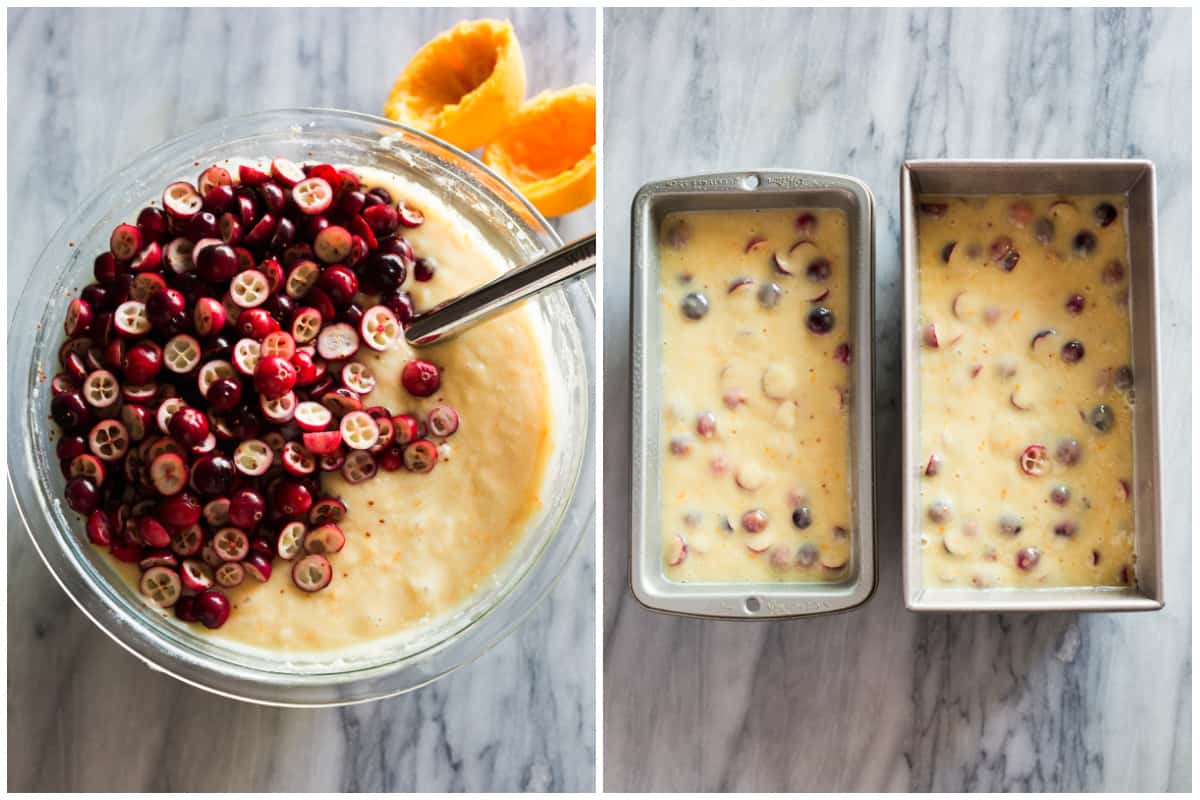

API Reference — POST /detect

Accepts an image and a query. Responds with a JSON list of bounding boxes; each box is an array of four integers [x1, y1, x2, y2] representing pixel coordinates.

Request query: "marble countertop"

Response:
[[602, 8, 1190, 792], [7, 7, 595, 792]]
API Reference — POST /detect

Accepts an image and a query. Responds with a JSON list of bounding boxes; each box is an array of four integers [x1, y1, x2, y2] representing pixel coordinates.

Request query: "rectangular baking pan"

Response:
[[629, 170, 877, 618], [900, 159, 1164, 612]]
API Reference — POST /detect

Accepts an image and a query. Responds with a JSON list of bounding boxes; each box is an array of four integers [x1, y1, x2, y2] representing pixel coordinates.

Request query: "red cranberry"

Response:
[[274, 481, 313, 517], [146, 287, 186, 328], [1094, 203, 1118, 227], [65, 477, 100, 514], [229, 488, 267, 529], [383, 290, 415, 324], [338, 190, 366, 217], [254, 355, 297, 398], [158, 491, 202, 527], [51, 391, 91, 431], [237, 308, 278, 339], [81, 283, 111, 311], [206, 376, 243, 411], [261, 292, 295, 325], [259, 182, 287, 215], [196, 244, 239, 283], [195, 589, 231, 629], [362, 203, 400, 235], [1016, 547, 1041, 571], [1065, 294, 1085, 315], [168, 407, 210, 448], [807, 306, 836, 334], [318, 265, 359, 306], [86, 509, 114, 545], [123, 340, 163, 384], [413, 258, 436, 282], [136, 206, 168, 243], [205, 185, 236, 213], [187, 211, 220, 241], [190, 453, 235, 496], [175, 594, 200, 622], [270, 217, 297, 251], [1061, 339, 1085, 363], [401, 359, 441, 397], [360, 252, 407, 294], [94, 252, 120, 283], [57, 434, 88, 461]]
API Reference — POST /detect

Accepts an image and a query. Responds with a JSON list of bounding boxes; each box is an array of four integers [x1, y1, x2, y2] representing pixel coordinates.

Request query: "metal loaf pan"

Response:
[[629, 170, 877, 618], [900, 159, 1164, 612]]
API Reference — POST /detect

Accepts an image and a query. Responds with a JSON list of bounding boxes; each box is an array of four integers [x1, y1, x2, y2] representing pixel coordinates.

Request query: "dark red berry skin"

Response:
[[52, 392, 92, 431], [237, 308, 279, 339], [190, 454, 235, 496], [229, 488, 267, 529], [384, 290, 415, 325], [158, 491, 202, 528], [318, 265, 358, 307], [57, 434, 88, 461], [175, 594, 200, 623], [65, 477, 100, 514], [169, 407, 210, 448], [206, 377, 243, 411], [94, 252, 120, 283], [146, 287, 186, 328], [254, 355, 297, 398], [274, 481, 313, 517], [123, 340, 164, 384], [401, 360, 441, 397], [413, 258, 436, 282], [195, 590, 231, 629], [137, 207, 169, 243], [196, 244, 239, 283]]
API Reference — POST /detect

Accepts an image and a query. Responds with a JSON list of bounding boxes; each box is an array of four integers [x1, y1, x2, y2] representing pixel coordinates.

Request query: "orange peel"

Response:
[[384, 19, 527, 152], [482, 84, 596, 217]]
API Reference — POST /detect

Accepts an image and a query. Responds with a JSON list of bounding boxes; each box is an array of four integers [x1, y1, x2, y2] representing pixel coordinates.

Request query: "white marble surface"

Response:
[[602, 8, 1190, 792], [7, 7, 595, 792]]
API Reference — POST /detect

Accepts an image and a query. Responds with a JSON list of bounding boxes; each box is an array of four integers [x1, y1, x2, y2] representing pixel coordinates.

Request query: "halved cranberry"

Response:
[[238, 163, 271, 186], [110, 224, 143, 261], [276, 521, 307, 560], [243, 552, 273, 582], [292, 554, 332, 592], [163, 181, 203, 219], [215, 561, 245, 588], [403, 439, 438, 473], [64, 297, 93, 337], [139, 566, 182, 607], [137, 516, 172, 548], [149, 452, 188, 496], [198, 165, 233, 196], [427, 405, 459, 437], [302, 430, 342, 455], [293, 177, 333, 215], [303, 523, 346, 555], [397, 204, 424, 227], [341, 450, 377, 482], [212, 527, 250, 562]]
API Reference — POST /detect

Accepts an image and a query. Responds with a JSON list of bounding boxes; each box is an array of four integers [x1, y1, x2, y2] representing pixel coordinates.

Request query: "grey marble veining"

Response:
[[603, 8, 1190, 793], [7, 7, 595, 792]]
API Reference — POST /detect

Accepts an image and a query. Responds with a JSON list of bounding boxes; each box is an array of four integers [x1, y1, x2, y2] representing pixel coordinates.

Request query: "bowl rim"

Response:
[[8, 107, 596, 706]]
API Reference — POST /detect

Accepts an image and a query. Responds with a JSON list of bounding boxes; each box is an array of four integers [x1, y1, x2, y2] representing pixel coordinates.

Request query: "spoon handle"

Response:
[[404, 233, 596, 346]]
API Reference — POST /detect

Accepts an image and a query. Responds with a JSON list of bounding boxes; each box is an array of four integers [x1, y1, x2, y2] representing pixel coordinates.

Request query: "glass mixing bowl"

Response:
[[7, 108, 595, 706]]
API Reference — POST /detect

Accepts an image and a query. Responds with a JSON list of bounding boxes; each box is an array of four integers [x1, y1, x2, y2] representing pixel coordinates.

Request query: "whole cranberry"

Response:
[[237, 308, 279, 339], [383, 290, 415, 325], [377, 235, 414, 266], [146, 287, 186, 328], [401, 359, 440, 397], [291, 349, 319, 386], [137, 207, 168, 243], [94, 252, 120, 284], [51, 391, 91, 431], [341, 303, 366, 329], [368, 187, 392, 206], [318, 265, 358, 306], [186, 211, 220, 241], [360, 252, 407, 294], [202, 333, 234, 361], [260, 182, 287, 215], [196, 244, 239, 283], [1065, 294, 1086, 315], [175, 594, 200, 623], [413, 258, 436, 282], [273, 481, 312, 517], [158, 491, 202, 528], [65, 477, 100, 514], [123, 340, 163, 384], [270, 217, 297, 251], [82, 283, 112, 311], [204, 185, 236, 213], [338, 190, 366, 218], [261, 292, 295, 325], [168, 407, 210, 448], [229, 487, 267, 529], [190, 454, 235, 495], [57, 434, 88, 461], [195, 589, 231, 629], [206, 376, 243, 411], [362, 203, 400, 235], [254, 355, 297, 398]]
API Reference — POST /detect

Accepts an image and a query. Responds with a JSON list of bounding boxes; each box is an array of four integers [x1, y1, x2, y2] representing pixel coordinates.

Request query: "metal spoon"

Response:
[[404, 233, 596, 346]]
